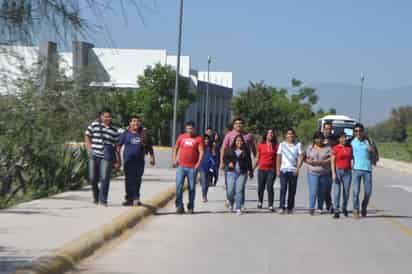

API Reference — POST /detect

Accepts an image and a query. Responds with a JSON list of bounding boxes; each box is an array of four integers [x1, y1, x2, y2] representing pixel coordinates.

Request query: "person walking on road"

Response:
[[172, 122, 204, 214], [323, 121, 337, 213], [211, 132, 221, 186], [224, 134, 254, 215], [331, 132, 353, 218], [199, 134, 216, 202], [220, 117, 256, 209], [351, 123, 375, 218], [119, 116, 155, 206], [255, 129, 279, 212], [276, 128, 304, 214], [305, 131, 332, 215], [85, 108, 121, 206]]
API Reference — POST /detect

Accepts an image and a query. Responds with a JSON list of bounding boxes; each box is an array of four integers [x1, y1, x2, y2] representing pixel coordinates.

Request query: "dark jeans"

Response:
[[257, 169, 276, 207], [124, 158, 145, 201], [199, 170, 212, 198], [89, 156, 113, 204], [279, 171, 298, 210], [323, 173, 333, 210]]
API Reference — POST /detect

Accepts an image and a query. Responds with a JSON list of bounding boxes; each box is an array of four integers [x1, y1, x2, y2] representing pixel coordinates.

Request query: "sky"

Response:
[[77, 0, 412, 90]]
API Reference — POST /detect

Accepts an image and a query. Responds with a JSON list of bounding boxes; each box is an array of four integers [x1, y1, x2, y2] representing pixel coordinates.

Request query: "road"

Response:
[[71, 150, 412, 274]]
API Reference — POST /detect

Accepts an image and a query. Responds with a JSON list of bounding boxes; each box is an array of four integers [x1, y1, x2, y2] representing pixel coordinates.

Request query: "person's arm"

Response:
[[294, 144, 304, 176], [254, 146, 260, 170], [331, 154, 336, 181], [220, 137, 228, 169], [195, 142, 204, 170], [172, 137, 180, 168], [85, 135, 92, 152]]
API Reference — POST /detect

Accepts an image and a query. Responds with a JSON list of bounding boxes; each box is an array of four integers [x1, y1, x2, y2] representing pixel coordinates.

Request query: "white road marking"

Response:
[[387, 185, 412, 193]]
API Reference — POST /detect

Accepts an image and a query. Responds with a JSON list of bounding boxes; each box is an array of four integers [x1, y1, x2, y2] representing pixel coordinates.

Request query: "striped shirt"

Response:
[[85, 121, 120, 158], [276, 141, 303, 172]]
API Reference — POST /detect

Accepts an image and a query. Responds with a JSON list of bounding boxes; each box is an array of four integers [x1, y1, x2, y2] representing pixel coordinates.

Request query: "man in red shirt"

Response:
[[172, 121, 204, 214]]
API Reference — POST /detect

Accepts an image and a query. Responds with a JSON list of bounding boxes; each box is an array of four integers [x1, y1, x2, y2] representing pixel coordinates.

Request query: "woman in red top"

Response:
[[331, 132, 353, 218], [255, 129, 279, 211]]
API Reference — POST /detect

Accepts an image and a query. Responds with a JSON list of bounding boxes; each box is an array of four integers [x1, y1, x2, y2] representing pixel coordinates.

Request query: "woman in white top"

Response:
[[276, 128, 304, 214]]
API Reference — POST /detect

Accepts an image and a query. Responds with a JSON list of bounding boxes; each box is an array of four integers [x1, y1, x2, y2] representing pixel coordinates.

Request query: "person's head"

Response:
[[185, 121, 196, 136], [232, 117, 245, 133], [312, 131, 325, 147], [203, 134, 211, 146], [285, 128, 296, 143], [337, 132, 347, 145], [129, 115, 141, 131], [323, 122, 333, 137], [261, 129, 278, 145], [206, 127, 213, 136], [231, 134, 246, 150], [354, 123, 365, 139], [99, 108, 112, 125]]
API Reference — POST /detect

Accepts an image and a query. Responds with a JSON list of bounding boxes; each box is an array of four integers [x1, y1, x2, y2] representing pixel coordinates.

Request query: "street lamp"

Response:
[[171, 0, 184, 147], [358, 73, 365, 123], [204, 56, 212, 133]]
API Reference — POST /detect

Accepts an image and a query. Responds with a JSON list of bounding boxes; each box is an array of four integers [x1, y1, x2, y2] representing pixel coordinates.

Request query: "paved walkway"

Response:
[[0, 167, 176, 274], [72, 166, 412, 274]]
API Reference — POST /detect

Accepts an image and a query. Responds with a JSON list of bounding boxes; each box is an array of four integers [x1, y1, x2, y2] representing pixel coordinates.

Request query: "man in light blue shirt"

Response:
[[351, 123, 375, 218]]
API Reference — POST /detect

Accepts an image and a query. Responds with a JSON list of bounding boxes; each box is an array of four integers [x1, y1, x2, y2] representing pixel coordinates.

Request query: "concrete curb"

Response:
[[14, 184, 178, 274]]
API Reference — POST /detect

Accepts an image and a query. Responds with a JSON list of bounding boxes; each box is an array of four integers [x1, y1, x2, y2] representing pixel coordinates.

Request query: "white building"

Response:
[[0, 41, 233, 134]]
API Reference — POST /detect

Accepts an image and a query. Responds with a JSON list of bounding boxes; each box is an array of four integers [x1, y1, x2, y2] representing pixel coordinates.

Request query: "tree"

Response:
[[0, 0, 151, 45], [130, 64, 196, 145], [231, 79, 319, 140]]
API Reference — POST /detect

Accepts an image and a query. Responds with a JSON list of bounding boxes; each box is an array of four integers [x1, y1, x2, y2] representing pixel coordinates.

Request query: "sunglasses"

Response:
[[354, 129, 363, 132]]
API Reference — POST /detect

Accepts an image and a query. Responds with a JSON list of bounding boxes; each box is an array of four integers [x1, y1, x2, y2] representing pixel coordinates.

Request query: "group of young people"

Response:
[[173, 117, 377, 219], [85, 108, 155, 207], [85, 108, 377, 220]]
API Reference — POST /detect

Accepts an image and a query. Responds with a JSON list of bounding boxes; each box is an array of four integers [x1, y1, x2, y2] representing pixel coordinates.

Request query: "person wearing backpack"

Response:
[[351, 123, 376, 218]]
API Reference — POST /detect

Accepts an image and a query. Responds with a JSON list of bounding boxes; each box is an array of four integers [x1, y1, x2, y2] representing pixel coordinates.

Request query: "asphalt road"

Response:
[[72, 151, 412, 274]]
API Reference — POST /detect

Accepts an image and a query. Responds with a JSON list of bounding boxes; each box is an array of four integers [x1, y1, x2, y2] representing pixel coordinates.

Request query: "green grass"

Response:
[[377, 142, 412, 163]]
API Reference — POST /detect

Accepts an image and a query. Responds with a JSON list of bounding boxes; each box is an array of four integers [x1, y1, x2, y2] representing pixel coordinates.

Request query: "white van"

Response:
[[317, 115, 357, 138]]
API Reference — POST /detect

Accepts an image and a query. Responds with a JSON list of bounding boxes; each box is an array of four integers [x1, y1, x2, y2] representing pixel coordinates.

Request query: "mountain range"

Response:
[[310, 83, 412, 126]]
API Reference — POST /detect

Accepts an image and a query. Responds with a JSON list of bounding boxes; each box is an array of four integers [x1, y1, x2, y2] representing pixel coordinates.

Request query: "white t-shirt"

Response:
[[276, 141, 303, 172]]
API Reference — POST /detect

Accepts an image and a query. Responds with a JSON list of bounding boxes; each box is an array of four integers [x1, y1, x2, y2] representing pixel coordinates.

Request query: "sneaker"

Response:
[[333, 212, 340, 219], [279, 208, 286, 215], [100, 203, 108, 207], [187, 208, 194, 214], [361, 209, 367, 217], [257, 203, 263, 209], [176, 207, 185, 214], [269, 206, 276, 212], [309, 209, 315, 216], [321, 209, 328, 215], [224, 200, 229, 208], [353, 210, 360, 219], [236, 209, 242, 215], [202, 197, 208, 203], [343, 209, 348, 217], [134, 199, 142, 206], [122, 200, 133, 207], [287, 209, 293, 215], [329, 207, 334, 214], [317, 209, 323, 215]]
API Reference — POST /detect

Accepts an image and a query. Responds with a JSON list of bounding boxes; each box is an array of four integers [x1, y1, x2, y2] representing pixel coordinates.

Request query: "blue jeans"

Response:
[[89, 156, 113, 204], [279, 171, 298, 210], [353, 170, 372, 211], [307, 172, 331, 210], [124, 158, 145, 201], [333, 169, 352, 211], [175, 166, 197, 210], [226, 171, 247, 210], [315, 173, 332, 210], [199, 170, 211, 198], [257, 170, 275, 207]]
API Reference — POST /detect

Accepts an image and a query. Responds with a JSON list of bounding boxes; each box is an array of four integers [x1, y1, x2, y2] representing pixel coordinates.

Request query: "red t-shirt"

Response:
[[257, 143, 279, 171], [176, 133, 204, 168], [333, 144, 353, 170]]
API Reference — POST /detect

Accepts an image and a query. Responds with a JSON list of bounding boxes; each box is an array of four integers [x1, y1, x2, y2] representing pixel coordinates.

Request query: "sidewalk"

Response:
[[0, 168, 176, 274]]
